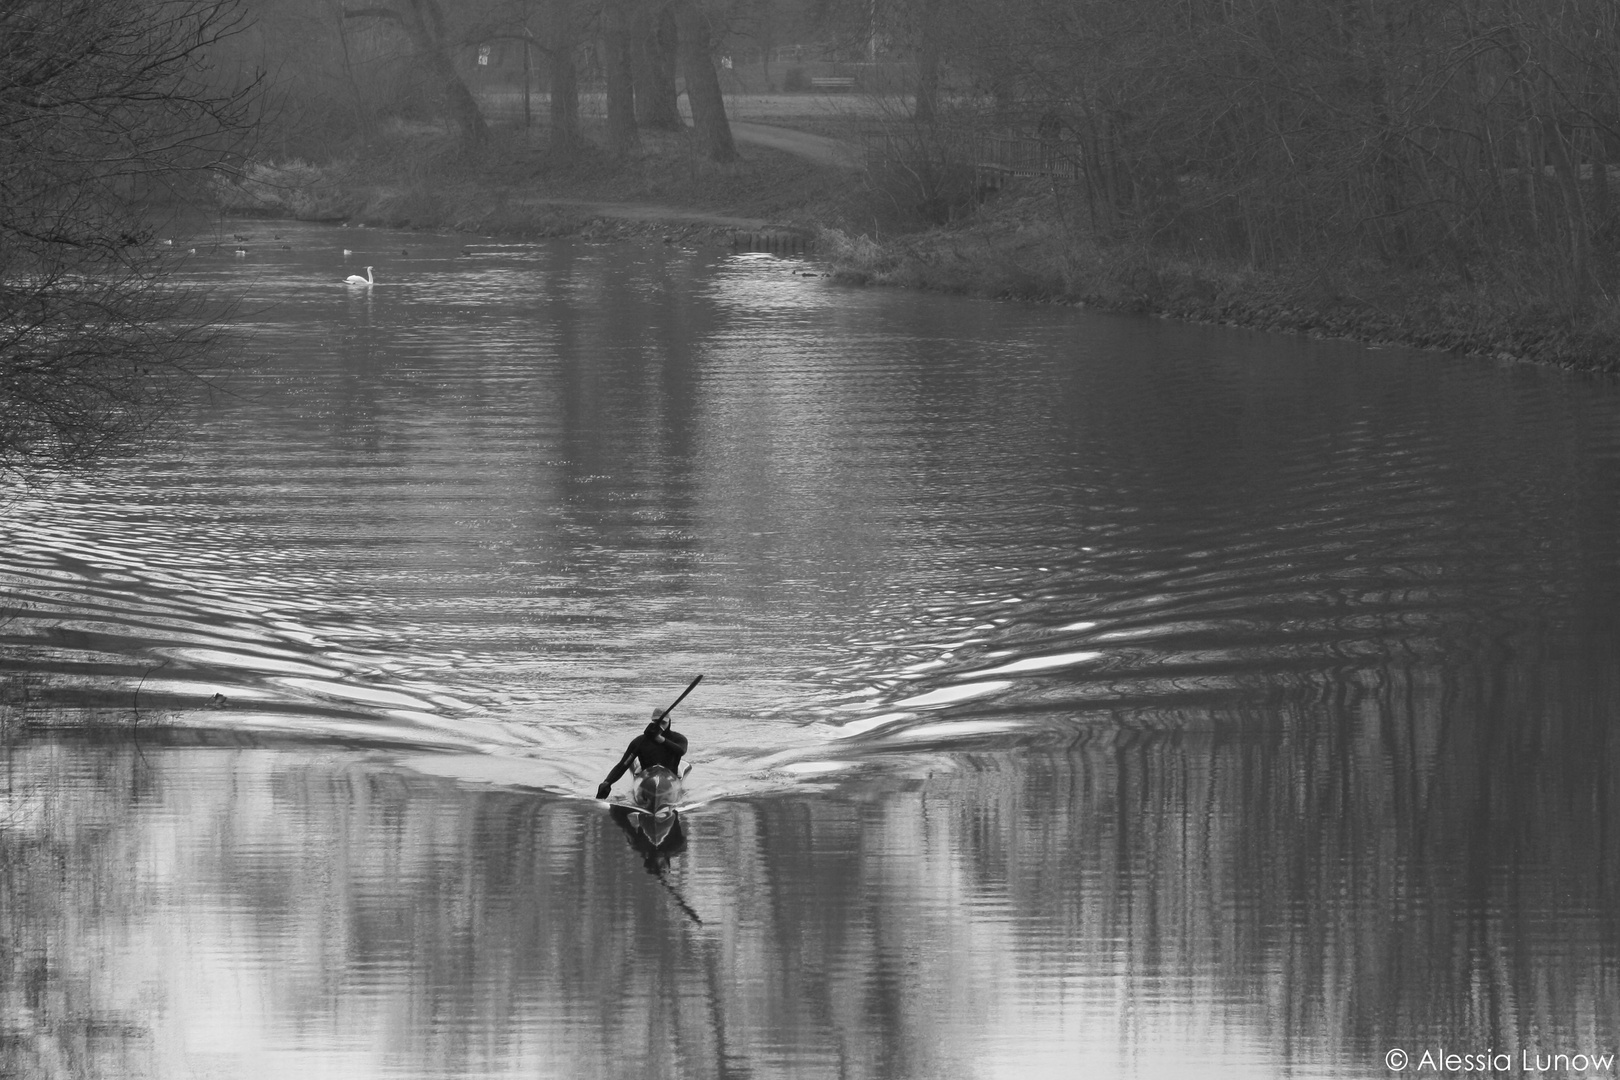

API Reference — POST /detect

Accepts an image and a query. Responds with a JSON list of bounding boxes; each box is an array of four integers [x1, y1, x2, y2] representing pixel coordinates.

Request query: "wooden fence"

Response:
[[969, 133, 1083, 188], [856, 125, 1084, 189]]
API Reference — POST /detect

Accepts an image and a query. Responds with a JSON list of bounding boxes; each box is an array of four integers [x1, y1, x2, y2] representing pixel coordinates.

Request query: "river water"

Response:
[[2, 221, 1618, 1079]]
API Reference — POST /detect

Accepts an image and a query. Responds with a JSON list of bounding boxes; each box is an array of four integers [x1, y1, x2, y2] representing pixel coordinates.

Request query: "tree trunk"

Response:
[[335, 8, 374, 149], [674, 0, 735, 162], [635, 5, 683, 131], [548, 0, 582, 156], [403, 0, 487, 145], [1545, 118, 1590, 306], [1589, 126, 1609, 229], [602, 0, 639, 154], [914, 0, 940, 122], [345, 0, 488, 145]]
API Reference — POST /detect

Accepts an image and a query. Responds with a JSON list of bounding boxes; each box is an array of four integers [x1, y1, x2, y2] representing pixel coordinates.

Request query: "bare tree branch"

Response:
[[0, 0, 259, 475]]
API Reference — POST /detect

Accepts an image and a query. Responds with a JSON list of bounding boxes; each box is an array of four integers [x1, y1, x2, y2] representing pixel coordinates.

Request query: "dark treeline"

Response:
[[848, 0, 1620, 314]]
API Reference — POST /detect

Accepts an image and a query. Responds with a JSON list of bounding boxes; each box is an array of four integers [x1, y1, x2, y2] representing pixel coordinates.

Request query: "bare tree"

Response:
[[0, 0, 258, 474], [600, 0, 640, 154], [635, 4, 684, 131], [838, 0, 1620, 307], [675, 0, 736, 162], [542, 0, 584, 155], [344, 0, 490, 144]]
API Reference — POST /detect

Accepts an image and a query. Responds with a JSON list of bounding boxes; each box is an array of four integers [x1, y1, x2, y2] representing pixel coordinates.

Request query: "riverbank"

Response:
[[219, 120, 1620, 374], [820, 183, 1620, 375]]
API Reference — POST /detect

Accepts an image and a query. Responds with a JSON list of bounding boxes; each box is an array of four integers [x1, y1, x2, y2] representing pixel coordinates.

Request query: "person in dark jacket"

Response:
[[596, 708, 688, 799]]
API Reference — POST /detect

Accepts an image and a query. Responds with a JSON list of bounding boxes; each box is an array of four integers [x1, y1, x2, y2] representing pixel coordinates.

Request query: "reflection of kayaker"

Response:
[[594, 675, 701, 800], [608, 803, 703, 923]]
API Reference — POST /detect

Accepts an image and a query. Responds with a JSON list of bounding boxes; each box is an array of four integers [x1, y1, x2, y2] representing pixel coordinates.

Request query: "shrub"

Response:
[[212, 160, 343, 219]]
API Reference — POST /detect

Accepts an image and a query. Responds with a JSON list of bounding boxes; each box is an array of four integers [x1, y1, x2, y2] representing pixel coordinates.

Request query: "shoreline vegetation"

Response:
[[212, 120, 839, 241], [821, 191, 1620, 373], [216, 109, 1620, 376]]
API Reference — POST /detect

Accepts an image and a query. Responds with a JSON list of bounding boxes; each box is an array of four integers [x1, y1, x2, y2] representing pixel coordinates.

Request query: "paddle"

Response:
[[655, 674, 704, 724]]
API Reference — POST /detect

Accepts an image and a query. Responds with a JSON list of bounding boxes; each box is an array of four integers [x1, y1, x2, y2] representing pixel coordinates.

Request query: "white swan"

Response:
[[344, 266, 374, 286]]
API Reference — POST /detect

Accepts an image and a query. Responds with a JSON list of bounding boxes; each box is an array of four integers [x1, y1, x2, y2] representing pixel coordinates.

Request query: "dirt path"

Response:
[[510, 195, 773, 230], [507, 120, 860, 230], [730, 122, 862, 169]]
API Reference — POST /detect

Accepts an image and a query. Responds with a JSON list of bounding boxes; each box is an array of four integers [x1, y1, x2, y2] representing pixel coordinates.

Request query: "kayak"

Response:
[[631, 763, 684, 814], [616, 762, 687, 849]]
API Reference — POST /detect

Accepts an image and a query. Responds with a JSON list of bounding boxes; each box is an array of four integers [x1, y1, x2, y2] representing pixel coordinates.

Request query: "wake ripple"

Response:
[[0, 514, 525, 754]]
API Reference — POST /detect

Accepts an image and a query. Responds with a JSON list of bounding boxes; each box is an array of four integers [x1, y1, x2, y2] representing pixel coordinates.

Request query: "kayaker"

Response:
[[596, 708, 688, 799]]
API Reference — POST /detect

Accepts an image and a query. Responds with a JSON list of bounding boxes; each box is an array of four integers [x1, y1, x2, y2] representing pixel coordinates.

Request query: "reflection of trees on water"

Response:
[[2, 630, 1617, 1077]]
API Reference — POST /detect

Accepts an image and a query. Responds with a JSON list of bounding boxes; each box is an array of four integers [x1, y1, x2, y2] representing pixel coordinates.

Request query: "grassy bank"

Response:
[[215, 122, 841, 241]]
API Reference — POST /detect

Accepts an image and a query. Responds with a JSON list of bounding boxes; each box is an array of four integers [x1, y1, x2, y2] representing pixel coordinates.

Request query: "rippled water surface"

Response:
[[4, 221, 1619, 1078]]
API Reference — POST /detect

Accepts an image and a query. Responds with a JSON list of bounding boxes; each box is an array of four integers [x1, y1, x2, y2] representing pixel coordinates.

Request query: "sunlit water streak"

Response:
[[3, 221, 1620, 1078]]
